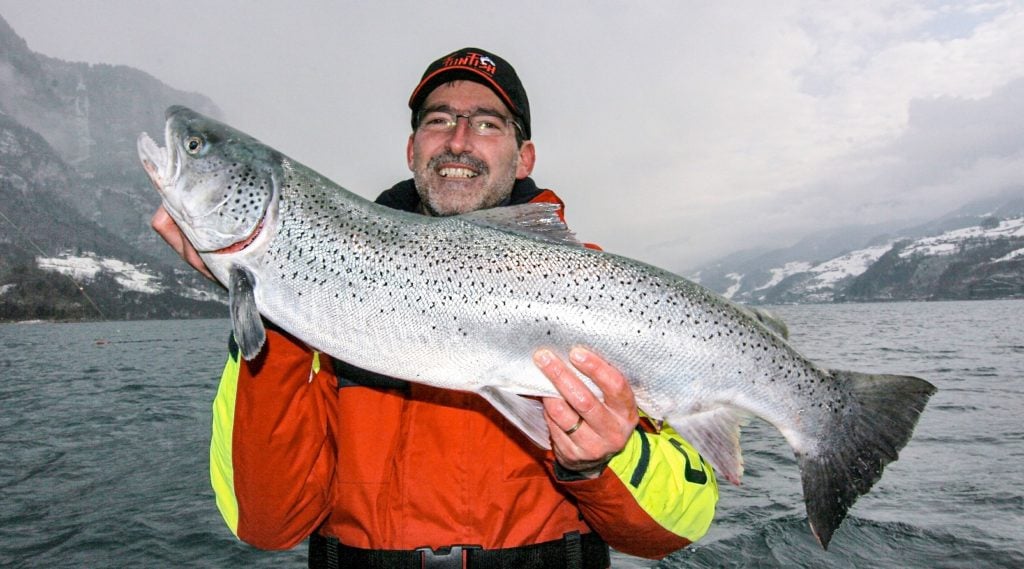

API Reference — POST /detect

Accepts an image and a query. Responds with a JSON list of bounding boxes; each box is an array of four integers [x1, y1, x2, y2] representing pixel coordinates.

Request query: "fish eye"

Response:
[[185, 136, 204, 155]]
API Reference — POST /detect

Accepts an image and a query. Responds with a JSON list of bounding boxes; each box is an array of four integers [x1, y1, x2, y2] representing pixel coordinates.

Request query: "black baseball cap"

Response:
[[409, 47, 531, 140]]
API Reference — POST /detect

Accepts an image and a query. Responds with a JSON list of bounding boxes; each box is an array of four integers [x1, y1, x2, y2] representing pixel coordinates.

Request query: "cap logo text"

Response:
[[444, 52, 497, 76]]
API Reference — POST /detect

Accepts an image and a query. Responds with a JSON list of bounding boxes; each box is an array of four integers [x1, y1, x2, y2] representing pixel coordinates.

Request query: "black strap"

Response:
[[332, 357, 411, 390], [308, 531, 609, 569], [564, 531, 582, 569]]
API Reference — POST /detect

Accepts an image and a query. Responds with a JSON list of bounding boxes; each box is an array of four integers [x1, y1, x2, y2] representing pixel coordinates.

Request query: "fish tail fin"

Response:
[[799, 370, 936, 550]]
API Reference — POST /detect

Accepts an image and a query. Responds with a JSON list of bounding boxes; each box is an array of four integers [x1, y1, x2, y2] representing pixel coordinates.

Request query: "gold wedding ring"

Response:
[[563, 416, 584, 436]]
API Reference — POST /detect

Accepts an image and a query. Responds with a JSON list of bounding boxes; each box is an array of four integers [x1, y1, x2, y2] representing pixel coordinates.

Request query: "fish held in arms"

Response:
[[138, 106, 936, 550]]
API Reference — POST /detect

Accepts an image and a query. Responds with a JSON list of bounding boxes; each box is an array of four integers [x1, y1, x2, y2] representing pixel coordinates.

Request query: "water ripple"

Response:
[[4, 305, 1024, 568]]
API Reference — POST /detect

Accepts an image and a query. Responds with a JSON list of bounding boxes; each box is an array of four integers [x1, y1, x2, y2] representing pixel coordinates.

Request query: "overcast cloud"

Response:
[[1, 0, 1022, 271]]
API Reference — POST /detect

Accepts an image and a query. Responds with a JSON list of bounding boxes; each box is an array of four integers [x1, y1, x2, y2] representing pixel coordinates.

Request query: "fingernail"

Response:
[[534, 349, 553, 366], [570, 347, 589, 363]]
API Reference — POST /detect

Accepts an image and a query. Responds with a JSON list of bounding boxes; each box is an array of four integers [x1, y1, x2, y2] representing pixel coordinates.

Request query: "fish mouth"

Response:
[[137, 130, 173, 194]]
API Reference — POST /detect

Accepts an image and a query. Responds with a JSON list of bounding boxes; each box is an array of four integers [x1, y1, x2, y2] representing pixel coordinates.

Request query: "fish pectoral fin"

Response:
[[228, 264, 266, 360], [477, 386, 552, 450], [457, 203, 583, 247], [668, 405, 751, 486]]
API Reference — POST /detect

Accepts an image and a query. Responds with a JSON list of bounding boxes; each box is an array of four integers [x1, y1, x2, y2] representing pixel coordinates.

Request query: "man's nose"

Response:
[[445, 117, 474, 154]]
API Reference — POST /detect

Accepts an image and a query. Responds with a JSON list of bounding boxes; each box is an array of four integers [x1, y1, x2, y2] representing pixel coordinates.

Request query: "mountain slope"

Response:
[[0, 112, 225, 321], [0, 15, 226, 321], [689, 198, 1024, 304], [842, 217, 1024, 301], [0, 13, 220, 262]]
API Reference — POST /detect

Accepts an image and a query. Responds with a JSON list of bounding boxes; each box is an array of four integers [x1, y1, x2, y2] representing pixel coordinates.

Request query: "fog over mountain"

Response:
[[0, 15, 224, 320], [1, 1, 1022, 273], [1, 8, 1023, 321]]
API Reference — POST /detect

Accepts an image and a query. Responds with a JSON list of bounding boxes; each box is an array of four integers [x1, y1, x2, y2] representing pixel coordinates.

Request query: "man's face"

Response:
[[407, 81, 535, 216]]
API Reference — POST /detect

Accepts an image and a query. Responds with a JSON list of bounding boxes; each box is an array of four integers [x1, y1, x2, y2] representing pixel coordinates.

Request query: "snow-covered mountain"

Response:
[[691, 211, 1024, 304]]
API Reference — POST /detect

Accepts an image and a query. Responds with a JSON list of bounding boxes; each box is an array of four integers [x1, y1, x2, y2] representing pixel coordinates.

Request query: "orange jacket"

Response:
[[209, 183, 718, 559]]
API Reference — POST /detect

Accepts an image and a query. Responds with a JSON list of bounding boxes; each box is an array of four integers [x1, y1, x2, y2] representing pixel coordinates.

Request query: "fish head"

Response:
[[138, 105, 282, 254]]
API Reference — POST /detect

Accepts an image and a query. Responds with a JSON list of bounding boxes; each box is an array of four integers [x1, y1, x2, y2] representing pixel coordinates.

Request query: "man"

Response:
[[152, 47, 718, 568]]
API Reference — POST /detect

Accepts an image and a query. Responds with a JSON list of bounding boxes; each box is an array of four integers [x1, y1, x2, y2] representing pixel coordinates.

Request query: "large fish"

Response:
[[138, 106, 935, 549]]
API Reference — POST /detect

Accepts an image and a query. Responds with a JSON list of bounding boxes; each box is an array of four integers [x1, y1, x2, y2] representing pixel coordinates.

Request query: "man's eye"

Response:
[[422, 113, 452, 126]]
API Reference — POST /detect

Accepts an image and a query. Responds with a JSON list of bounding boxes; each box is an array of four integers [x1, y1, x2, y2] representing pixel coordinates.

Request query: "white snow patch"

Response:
[[722, 272, 743, 299], [809, 244, 893, 289], [900, 217, 1024, 258], [181, 287, 227, 304], [992, 248, 1024, 263], [757, 261, 813, 291], [0, 283, 15, 296], [36, 252, 164, 294]]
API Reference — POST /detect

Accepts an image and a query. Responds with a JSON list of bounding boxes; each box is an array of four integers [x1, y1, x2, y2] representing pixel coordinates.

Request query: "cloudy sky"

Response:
[[2, 1, 1023, 271]]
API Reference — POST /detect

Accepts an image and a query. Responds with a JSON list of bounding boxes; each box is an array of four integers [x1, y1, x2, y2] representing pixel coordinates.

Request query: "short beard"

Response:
[[413, 151, 518, 217]]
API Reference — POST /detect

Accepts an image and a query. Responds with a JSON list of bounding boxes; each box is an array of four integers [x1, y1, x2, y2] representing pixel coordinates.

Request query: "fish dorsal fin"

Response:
[[458, 203, 583, 247], [228, 264, 266, 360], [667, 405, 751, 486], [477, 385, 552, 449]]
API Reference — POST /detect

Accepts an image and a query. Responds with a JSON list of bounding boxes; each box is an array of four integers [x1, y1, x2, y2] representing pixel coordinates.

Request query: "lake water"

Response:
[[1, 301, 1022, 568]]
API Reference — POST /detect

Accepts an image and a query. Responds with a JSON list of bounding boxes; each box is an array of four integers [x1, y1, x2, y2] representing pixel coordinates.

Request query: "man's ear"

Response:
[[516, 140, 536, 179], [406, 134, 416, 171]]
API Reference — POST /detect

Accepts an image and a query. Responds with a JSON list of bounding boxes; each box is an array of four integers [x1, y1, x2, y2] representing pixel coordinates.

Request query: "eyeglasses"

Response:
[[416, 108, 522, 137]]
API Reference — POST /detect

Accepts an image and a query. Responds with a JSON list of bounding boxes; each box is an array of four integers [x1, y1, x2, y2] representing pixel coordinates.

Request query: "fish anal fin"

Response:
[[668, 405, 750, 486], [477, 386, 552, 450], [228, 264, 266, 360]]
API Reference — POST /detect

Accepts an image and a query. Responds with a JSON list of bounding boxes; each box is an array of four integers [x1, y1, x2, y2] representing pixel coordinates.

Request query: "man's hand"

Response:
[[533, 347, 639, 478], [151, 205, 217, 282]]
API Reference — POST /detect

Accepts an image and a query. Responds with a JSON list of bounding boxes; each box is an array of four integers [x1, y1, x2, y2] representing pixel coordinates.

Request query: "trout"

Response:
[[138, 106, 935, 549]]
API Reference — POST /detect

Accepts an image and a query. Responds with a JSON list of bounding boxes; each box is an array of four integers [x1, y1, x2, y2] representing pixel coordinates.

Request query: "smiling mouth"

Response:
[[438, 166, 479, 179]]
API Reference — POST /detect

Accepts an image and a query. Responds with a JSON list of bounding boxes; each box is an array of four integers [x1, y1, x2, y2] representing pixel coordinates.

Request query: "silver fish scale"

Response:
[[251, 163, 845, 444]]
